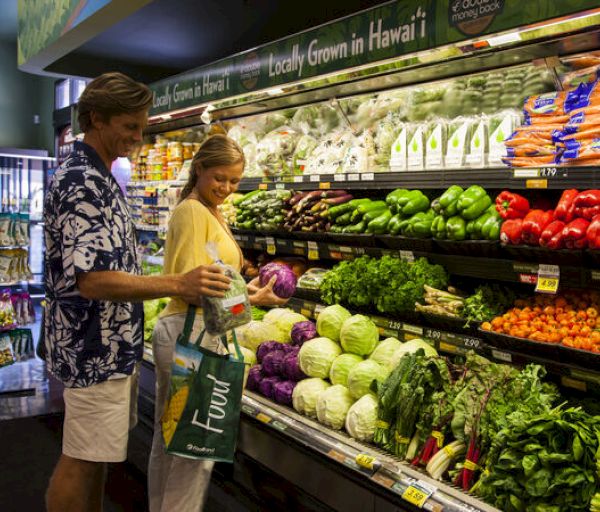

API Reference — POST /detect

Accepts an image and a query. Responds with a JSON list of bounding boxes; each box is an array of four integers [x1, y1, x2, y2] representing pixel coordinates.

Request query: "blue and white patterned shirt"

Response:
[[43, 141, 143, 388]]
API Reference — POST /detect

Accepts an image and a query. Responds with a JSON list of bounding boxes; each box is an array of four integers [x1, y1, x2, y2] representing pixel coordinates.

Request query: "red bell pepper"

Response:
[[573, 190, 600, 208], [495, 191, 530, 219], [554, 189, 579, 223], [521, 209, 554, 246], [500, 219, 523, 245], [587, 214, 600, 249], [562, 218, 590, 249], [573, 205, 600, 220], [539, 220, 566, 249]]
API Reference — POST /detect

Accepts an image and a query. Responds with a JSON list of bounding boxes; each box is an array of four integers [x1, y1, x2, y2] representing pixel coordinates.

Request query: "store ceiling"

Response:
[[42, 0, 390, 83]]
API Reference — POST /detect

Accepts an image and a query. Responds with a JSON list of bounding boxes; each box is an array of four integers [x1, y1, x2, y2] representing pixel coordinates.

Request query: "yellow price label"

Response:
[[319, 182, 331, 190], [402, 485, 431, 508], [355, 453, 377, 470], [439, 341, 458, 354], [266, 237, 276, 256], [256, 413, 271, 424], [561, 376, 587, 392], [308, 249, 319, 260], [535, 276, 559, 294], [300, 308, 312, 318], [526, 179, 548, 189], [258, 183, 268, 190]]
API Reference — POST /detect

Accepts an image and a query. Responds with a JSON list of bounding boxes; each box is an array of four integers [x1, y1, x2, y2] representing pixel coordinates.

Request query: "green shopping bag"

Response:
[[162, 306, 245, 462]]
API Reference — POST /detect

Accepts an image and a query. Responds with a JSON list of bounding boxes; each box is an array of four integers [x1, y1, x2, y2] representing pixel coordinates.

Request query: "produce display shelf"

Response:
[[242, 391, 497, 512], [286, 296, 600, 392], [232, 231, 597, 290], [236, 167, 600, 192]]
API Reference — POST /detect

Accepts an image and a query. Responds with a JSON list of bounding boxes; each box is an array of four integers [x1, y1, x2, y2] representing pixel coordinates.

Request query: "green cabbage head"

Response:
[[347, 359, 387, 399], [340, 314, 379, 356], [237, 320, 287, 351], [316, 304, 351, 342], [329, 353, 363, 386], [345, 393, 378, 442], [316, 384, 355, 430], [298, 337, 342, 378], [263, 308, 308, 343], [369, 337, 403, 366], [292, 378, 331, 418]]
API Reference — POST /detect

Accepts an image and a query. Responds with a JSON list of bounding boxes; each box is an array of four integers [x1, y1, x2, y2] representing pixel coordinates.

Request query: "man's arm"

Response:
[[77, 265, 231, 303]]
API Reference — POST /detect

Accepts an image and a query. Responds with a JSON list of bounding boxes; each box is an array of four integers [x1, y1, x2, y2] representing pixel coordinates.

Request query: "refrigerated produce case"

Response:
[[131, 4, 600, 511]]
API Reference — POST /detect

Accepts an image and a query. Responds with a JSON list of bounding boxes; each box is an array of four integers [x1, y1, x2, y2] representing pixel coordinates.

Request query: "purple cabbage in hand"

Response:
[[262, 349, 286, 376], [246, 365, 263, 391], [273, 380, 297, 406], [258, 376, 281, 399], [282, 352, 306, 382], [291, 320, 317, 346], [259, 263, 297, 299]]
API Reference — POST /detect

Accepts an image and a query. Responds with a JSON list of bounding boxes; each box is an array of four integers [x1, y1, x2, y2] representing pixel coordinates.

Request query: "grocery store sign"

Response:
[[149, 0, 600, 116]]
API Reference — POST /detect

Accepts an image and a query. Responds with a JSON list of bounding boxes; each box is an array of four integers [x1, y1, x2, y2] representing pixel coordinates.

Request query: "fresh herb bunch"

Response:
[[462, 284, 517, 324]]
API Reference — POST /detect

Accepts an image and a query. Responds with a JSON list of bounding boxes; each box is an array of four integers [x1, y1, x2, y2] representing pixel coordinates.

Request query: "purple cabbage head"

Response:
[[262, 349, 286, 376], [259, 263, 297, 299], [291, 320, 317, 346], [256, 341, 283, 363], [258, 376, 282, 399], [273, 380, 297, 406], [246, 365, 263, 391], [282, 352, 306, 381]]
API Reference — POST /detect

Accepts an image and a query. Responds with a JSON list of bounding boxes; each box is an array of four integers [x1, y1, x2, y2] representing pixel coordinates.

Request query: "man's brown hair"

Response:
[[78, 72, 153, 132]]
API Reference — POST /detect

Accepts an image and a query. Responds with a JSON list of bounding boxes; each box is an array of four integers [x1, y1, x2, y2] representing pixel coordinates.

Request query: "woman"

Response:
[[148, 134, 286, 512]]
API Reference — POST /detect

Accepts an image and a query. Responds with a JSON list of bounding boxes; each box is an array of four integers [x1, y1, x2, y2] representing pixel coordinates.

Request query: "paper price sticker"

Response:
[[402, 481, 435, 508], [275, 183, 285, 190], [293, 176, 303, 183], [361, 173, 375, 181], [334, 174, 346, 182], [561, 376, 587, 392], [526, 179, 548, 189], [319, 181, 331, 190], [348, 173, 360, 181], [266, 237, 276, 255], [535, 264, 560, 294], [256, 413, 272, 424], [310, 175, 320, 182], [259, 183, 268, 190], [307, 241, 319, 260], [355, 453, 377, 471], [399, 250, 415, 262]]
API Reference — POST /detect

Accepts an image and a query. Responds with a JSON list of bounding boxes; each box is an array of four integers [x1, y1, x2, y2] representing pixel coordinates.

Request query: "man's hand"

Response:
[[247, 276, 289, 306], [177, 264, 231, 304]]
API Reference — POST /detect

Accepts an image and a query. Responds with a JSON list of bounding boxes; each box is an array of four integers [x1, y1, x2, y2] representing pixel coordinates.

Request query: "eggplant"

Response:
[[288, 191, 309, 206], [321, 190, 349, 199], [323, 194, 353, 206]]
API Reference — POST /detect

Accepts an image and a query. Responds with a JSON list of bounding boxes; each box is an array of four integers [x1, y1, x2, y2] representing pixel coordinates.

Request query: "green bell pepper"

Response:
[[328, 198, 370, 219], [431, 197, 442, 214], [367, 210, 393, 234], [481, 215, 502, 240], [357, 200, 387, 216], [235, 190, 262, 207], [446, 216, 467, 241], [386, 188, 410, 212], [472, 211, 493, 238], [335, 211, 353, 225], [441, 199, 459, 218], [439, 185, 464, 208], [343, 220, 367, 233], [432, 215, 447, 239], [410, 212, 434, 238], [364, 206, 391, 223], [461, 194, 492, 220], [456, 185, 487, 211], [388, 214, 405, 235], [401, 191, 430, 216]]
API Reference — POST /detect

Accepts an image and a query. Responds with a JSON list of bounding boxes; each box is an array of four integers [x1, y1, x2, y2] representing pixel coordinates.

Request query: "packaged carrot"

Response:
[[523, 92, 566, 117]]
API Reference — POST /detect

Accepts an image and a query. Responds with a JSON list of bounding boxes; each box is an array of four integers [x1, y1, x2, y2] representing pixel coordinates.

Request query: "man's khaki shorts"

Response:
[[62, 365, 139, 463]]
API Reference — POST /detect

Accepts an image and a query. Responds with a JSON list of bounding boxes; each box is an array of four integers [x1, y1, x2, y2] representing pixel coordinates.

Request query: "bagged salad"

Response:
[[201, 242, 251, 336]]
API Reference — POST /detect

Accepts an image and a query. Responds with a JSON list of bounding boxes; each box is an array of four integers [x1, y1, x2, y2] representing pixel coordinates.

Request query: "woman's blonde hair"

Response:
[[78, 72, 153, 132], [180, 134, 246, 201]]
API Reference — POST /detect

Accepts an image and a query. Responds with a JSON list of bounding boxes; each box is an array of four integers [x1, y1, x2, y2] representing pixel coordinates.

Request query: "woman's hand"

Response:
[[178, 264, 231, 304], [247, 276, 289, 306]]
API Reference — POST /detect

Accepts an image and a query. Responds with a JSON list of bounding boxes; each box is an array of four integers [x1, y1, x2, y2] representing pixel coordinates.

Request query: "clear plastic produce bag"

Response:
[[201, 243, 251, 336]]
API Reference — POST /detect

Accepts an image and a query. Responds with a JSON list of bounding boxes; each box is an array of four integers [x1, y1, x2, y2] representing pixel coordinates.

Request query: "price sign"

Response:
[[334, 174, 346, 182], [526, 179, 548, 189], [300, 308, 312, 318], [307, 241, 319, 260], [314, 304, 325, 316], [348, 173, 360, 181], [513, 169, 540, 178], [402, 480, 435, 508], [256, 413, 272, 424], [266, 237, 276, 255], [399, 250, 415, 263], [439, 341, 460, 354], [293, 176, 303, 183], [388, 319, 402, 331], [535, 264, 560, 294], [355, 453, 377, 471], [361, 173, 375, 181], [491, 349, 512, 363], [275, 183, 285, 190], [310, 175, 320, 182], [403, 324, 423, 336], [561, 376, 587, 392], [319, 182, 331, 190], [259, 183, 268, 190]]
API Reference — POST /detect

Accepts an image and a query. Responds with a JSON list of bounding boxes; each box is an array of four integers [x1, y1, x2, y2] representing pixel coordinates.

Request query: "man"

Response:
[[42, 72, 231, 512]]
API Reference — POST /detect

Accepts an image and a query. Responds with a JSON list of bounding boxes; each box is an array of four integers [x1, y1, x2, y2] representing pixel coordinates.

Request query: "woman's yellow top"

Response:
[[160, 198, 243, 317]]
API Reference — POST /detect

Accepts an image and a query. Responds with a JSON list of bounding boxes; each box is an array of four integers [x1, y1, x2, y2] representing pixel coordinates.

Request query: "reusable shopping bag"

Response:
[[162, 306, 245, 462]]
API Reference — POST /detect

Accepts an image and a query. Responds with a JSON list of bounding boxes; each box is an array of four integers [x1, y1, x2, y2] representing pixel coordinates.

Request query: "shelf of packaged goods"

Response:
[[286, 296, 600, 388], [135, 223, 167, 234], [127, 180, 185, 188], [232, 231, 596, 290], [236, 167, 600, 192], [242, 391, 497, 512]]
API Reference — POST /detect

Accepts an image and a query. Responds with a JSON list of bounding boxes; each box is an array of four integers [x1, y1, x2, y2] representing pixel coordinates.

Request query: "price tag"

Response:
[[314, 304, 325, 316], [402, 480, 435, 508], [327, 449, 346, 463], [513, 169, 540, 178], [491, 349, 512, 363], [440, 341, 459, 354], [256, 413, 272, 424], [307, 241, 319, 260], [361, 173, 375, 181], [355, 453, 377, 470], [259, 183, 268, 190], [293, 176, 303, 183], [519, 273, 538, 284], [425, 328, 442, 341], [526, 179, 548, 189], [310, 175, 320, 182], [592, 270, 600, 282], [334, 174, 346, 182], [399, 250, 415, 263], [535, 264, 560, 294], [300, 308, 312, 318], [319, 182, 331, 190], [371, 471, 395, 488], [275, 183, 285, 190], [340, 246, 352, 253], [388, 319, 402, 331], [348, 173, 360, 181], [403, 324, 423, 336], [266, 237, 276, 255], [561, 376, 587, 392]]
